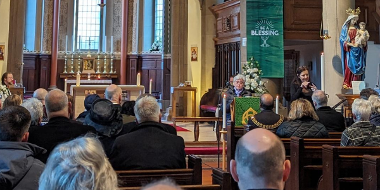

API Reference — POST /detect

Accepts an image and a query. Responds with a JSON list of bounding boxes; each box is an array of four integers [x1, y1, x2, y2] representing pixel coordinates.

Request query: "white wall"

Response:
[[0, 0, 10, 75], [364, 41, 380, 89]]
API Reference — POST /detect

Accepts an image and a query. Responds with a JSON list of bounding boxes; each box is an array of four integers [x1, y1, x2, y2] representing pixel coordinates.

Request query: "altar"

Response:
[[71, 85, 145, 118]]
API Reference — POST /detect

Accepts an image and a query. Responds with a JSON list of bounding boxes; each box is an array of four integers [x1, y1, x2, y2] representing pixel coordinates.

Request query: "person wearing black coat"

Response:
[[290, 66, 317, 106], [109, 95, 186, 170], [276, 98, 328, 138]]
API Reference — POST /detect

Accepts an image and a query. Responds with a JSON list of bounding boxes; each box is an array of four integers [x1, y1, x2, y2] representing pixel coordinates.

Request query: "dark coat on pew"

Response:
[[315, 106, 346, 132], [370, 113, 380, 126], [225, 86, 252, 113], [276, 116, 329, 138], [28, 116, 96, 163], [0, 142, 46, 190], [110, 121, 186, 170], [340, 121, 380, 146], [247, 110, 285, 133]]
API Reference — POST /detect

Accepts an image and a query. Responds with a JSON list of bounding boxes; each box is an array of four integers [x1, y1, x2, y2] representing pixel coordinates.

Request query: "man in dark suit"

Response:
[[312, 90, 345, 132], [28, 89, 96, 163], [247, 94, 285, 133], [110, 95, 186, 170]]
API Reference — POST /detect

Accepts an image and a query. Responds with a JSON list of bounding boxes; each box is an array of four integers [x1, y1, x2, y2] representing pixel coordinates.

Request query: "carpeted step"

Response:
[[185, 147, 227, 155]]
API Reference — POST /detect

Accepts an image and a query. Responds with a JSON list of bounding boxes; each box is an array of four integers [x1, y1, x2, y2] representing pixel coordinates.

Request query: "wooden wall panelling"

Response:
[[139, 54, 163, 95], [23, 54, 38, 93], [162, 56, 171, 100], [126, 55, 138, 85]]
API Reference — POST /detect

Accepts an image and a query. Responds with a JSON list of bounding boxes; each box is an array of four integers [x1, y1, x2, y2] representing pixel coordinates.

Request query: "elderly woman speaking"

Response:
[[225, 74, 252, 114]]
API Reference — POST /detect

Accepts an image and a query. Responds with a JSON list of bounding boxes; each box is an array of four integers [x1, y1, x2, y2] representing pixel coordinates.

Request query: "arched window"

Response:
[[75, 0, 101, 51]]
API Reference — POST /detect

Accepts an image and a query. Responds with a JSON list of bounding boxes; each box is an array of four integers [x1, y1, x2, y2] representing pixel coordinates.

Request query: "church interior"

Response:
[[1, 0, 380, 189]]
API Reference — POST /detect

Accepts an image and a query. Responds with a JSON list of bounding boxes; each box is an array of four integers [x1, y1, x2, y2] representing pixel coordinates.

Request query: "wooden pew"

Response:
[[286, 137, 341, 190], [120, 185, 222, 190], [211, 168, 238, 190], [320, 145, 380, 190], [363, 155, 380, 190], [117, 155, 202, 187], [328, 132, 342, 139]]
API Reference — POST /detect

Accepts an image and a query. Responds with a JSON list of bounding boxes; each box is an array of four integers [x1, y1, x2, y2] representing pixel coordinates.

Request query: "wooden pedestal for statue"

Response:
[[71, 85, 145, 118], [336, 94, 360, 126]]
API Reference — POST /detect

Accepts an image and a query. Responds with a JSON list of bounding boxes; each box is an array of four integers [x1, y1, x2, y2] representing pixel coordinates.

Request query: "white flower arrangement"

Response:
[[242, 57, 268, 95], [150, 40, 162, 52], [0, 84, 10, 98]]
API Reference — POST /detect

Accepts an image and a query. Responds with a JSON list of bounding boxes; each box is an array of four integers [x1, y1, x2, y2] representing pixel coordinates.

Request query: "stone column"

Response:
[[49, 0, 60, 89], [120, 0, 129, 84], [323, 0, 354, 106], [7, 0, 26, 83]]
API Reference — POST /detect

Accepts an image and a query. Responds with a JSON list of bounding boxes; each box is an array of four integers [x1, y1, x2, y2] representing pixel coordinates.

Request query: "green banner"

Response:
[[234, 97, 261, 127], [246, 0, 284, 78]]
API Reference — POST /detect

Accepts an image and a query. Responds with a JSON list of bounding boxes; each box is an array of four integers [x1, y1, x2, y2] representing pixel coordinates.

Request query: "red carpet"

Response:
[[185, 147, 227, 155], [169, 124, 191, 132]]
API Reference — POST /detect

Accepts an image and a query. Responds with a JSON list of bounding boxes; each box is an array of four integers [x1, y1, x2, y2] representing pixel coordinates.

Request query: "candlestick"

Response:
[[65, 35, 68, 53], [321, 52, 325, 91], [275, 95, 279, 114], [76, 72, 81, 86], [137, 73, 141, 86], [70, 52, 74, 73], [96, 53, 100, 73], [63, 54, 68, 73], [149, 79, 152, 94], [110, 53, 114, 73], [223, 93, 226, 129], [110, 36, 113, 53], [103, 54, 107, 73], [64, 78, 67, 94], [77, 53, 81, 73]]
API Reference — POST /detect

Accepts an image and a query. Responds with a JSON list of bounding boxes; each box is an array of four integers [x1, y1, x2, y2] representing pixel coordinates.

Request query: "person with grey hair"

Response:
[[33, 88, 49, 123], [312, 90, 345, 132], [110, 95, 186, 170], [369, 95, 380, 126], [21, 98, 44, 127], [225, 74, 252, 119], [39, 136, 118, 190], [141, 178, 183, 190], [231, 128, 291, 190], [105, 84, 133, 124], [341, 98, 380, 146], [0, 106, 46, 190], [28, 89, 95, 163]]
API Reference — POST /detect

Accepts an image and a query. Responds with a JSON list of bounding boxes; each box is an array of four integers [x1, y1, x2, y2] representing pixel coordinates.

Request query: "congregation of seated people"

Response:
[[2, 79, 380, 190]]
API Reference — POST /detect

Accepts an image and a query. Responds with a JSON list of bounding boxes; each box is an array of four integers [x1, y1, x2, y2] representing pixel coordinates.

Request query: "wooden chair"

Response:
[[363, 155, 380, 190], [320, 145, 380, 190], [286, 137, 341, 190], [117, 154, 202, 187]]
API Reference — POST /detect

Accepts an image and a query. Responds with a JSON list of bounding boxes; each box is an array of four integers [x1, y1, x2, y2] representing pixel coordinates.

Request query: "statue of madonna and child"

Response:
[[340, 7, 370, 89]]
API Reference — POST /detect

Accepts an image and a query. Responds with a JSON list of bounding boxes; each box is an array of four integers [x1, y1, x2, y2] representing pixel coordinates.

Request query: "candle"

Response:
[[137, 73, 141, 86], [98, 74, 101, 80], [76, 72, 81, 86], [275, 95, 279, 114], [64, 78, 67, 94], [223, 93, 226, 129], [87, 73, 91, 80], [104, 36, 107, 53], [149, 79, 152, 94], [65, 35, 68, 53], [110, 36, 113, 53], [72, 35, 75, 52], [79, 36, 81, 51], [321, 52, 325, 91]]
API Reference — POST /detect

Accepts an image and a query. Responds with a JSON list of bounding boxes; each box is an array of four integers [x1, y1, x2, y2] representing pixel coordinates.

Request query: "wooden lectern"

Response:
[[9, 87, 25, 100]]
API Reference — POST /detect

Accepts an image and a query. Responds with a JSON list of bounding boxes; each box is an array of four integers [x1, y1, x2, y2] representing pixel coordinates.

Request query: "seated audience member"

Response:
[[110, 95, 186, 170], [0, 106, 46, 190], [341, 98, 380, 146], [84, 99, 123, 156], [276, 98, 328, 138], [3, 94, 22, 108], [312, 90, 346, 132], [121, 100, 136, 123], [141, 178, 182, 190], [21, 98, 44, 127], [0, 72, 13, 104], [360, 88, 379, 100], [76, 94, 100, 123], [230, 128, 291, 190], [247, 93, 285, 133], [28, 89, 96, 163], [38, 136, 118, 190], [33, 88, 48, 122], [225, 74, 252, 114], [369, 95, 380, 126], [67, 94, 74, 119]]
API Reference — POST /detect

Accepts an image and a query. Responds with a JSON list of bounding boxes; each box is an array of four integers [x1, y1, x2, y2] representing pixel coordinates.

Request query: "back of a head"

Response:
[[121, 100, 136, 116], [134, 96, 160, 123], [234, 128, 286, 189], [312, 90, 328, 108], [288, 98, 319, 121], [3, 94, 22, 108], [38, 136, 118, 190], [45, 89, 68, 114], [234, 74, 246, 83], [360, 88, 379, 100], [21, 98, 43, 126], [84, 94, 101, 111], [260, 94, 274, 110], [33, 88, 48, 105], [105, 84, 122, 102], [141, 178, 183, 190], [0, 106, 31, 141], [352, 98, 372, 121]]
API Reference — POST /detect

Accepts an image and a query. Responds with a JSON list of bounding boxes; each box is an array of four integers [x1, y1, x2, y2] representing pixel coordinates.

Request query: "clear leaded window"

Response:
[[154, 0, 164, 42], [76, 0, 101, 51]]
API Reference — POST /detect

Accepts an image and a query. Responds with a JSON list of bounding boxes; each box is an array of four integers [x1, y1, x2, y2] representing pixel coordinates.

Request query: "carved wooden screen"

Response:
[[283, 50, 299, 103], [213, 42, 241, 89]]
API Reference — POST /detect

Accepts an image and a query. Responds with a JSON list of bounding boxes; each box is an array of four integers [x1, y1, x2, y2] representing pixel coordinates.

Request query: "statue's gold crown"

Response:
[[346, 7, 361, 16]]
